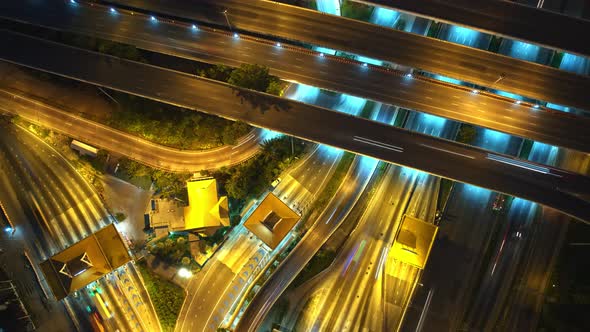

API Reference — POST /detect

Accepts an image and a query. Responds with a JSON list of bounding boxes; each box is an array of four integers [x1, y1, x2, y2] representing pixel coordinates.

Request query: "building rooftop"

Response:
[[389, 215, 438, 270], [244, 193, 300, 249], [39, 224, 131, 300], [176, 178, 230, 233]]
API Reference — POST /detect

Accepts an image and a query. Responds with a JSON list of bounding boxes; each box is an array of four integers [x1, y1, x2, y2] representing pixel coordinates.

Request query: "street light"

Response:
[[178, 268, 192, 278], [222, 9, 232, 31]]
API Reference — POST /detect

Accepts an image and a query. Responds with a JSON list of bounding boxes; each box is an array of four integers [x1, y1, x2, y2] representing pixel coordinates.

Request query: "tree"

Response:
[[115, 212, 127, 222], [457, 125, 477, 144], [228, 64, 271, 92], [266, 79, 283, 96], [199, 64, 234, 82], [181, 257, 191, 266]]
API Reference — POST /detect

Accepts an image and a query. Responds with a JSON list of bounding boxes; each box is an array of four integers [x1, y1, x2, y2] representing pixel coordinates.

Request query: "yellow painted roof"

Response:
[[244, 194, 300, 249], [40, 224, 131, 300], [181, 178, 229, 231], [389, 215, 438, 270]]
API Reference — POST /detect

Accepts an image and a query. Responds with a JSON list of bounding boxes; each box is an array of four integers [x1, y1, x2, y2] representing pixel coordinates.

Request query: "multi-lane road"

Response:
[[0, 89, 262, 172], [0, 121, 160, 332], [100, 0, 590, 110], [1, 29, 589, 223], [5, 0, 590, 151], [363, 0, 590, 57]]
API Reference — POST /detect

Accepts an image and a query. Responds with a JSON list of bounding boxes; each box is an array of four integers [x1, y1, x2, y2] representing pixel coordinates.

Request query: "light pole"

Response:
[[491, 73, 506, 87], [222, 10, 232, 31]]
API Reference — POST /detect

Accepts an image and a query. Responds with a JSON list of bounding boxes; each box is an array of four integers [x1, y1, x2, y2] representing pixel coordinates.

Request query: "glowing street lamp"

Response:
[[178, 268, 192, 278]]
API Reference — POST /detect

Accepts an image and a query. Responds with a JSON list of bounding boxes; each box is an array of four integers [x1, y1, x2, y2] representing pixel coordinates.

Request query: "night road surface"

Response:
[[3, 0, 589, 151], [97, 0, 590, 110], [363, 0, 590, 57], [0, 89, 262, 172], [234, 102, 395, 332], [175, 87, 345, 332], [1, 29, 589, 223], [0, 123, 160, 332]]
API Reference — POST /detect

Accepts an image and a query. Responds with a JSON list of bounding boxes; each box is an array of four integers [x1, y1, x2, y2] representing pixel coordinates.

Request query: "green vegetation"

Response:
[[199, 64, 285, 95], [115, 212, 127, 222], [518, 139, 534, 159], [360, 100, 376, 119], [341, 0, 374, 21], [538, 222, 590, 331], [108, 91, 251, 149], [394, 109, 409, 127], [213, 136, 307, 202], [291, 249, 336, 288], [137, 261, 185, 332], [83, 149, 109, 174], [549, 51, 565, 68], [436, 178, 454, 212], [308, 152, 355, 215], [148, 234, 196, 268], [427, 22, 442, 38], [456, 124, 477, 144], [487, 36, 503, 53], [116, 158, 191, 196], [394, 18, 407, 31], [7, 21, 252, 150]]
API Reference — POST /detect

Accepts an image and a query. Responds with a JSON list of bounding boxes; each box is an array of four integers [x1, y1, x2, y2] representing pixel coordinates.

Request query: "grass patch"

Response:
[[137, 261, 185, 332], [518, 139, 534, 159], [341, 0, 374, 21], [549, 51, 565, 68], [488, 36, 503, 53], [436, 178, 454, 212], [291, 249, 336, 288]]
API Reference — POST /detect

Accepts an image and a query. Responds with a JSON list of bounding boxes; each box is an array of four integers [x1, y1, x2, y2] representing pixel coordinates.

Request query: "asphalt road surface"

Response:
[[1, 30, 589, 222], [100, 0, 590, 110], [234, 104, 396, 332], [0, 123, 159, 332], [0, 89, 262, 172], [364, 0, 590, 56], [4, 0, 590, 151]]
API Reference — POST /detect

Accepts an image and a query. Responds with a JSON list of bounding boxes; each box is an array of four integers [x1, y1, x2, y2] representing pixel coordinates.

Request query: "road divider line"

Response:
[[353, 136, 403, 152], [420, 144, 475, 159]]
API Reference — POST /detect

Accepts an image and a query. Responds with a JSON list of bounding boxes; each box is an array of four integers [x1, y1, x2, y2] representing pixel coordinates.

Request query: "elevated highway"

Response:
[[362, 0, 590, 57], [2, 0, 590, 153], [1, 29, 589, 223]]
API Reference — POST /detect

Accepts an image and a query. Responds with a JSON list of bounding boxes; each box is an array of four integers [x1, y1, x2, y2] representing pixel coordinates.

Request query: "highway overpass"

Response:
[[2, 0, 590, 153], [1, 29, 589, 223], [93, 0, 590, 110], [362, 0, 590, 57]]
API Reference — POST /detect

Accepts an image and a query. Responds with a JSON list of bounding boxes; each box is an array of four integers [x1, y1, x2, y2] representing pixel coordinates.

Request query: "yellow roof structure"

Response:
[[390, 215, 438, 269], [178, 178, 229, 232], [40, 224, 131, 300], [244, 193, 300, 249]]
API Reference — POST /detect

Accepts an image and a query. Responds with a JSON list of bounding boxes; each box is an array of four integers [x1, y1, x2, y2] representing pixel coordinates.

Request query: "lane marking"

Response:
[[420, 144, 475, 159]]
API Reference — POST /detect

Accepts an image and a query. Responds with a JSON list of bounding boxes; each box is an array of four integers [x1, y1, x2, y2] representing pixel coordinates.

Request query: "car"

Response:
[[271, 178, 282, 188]]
